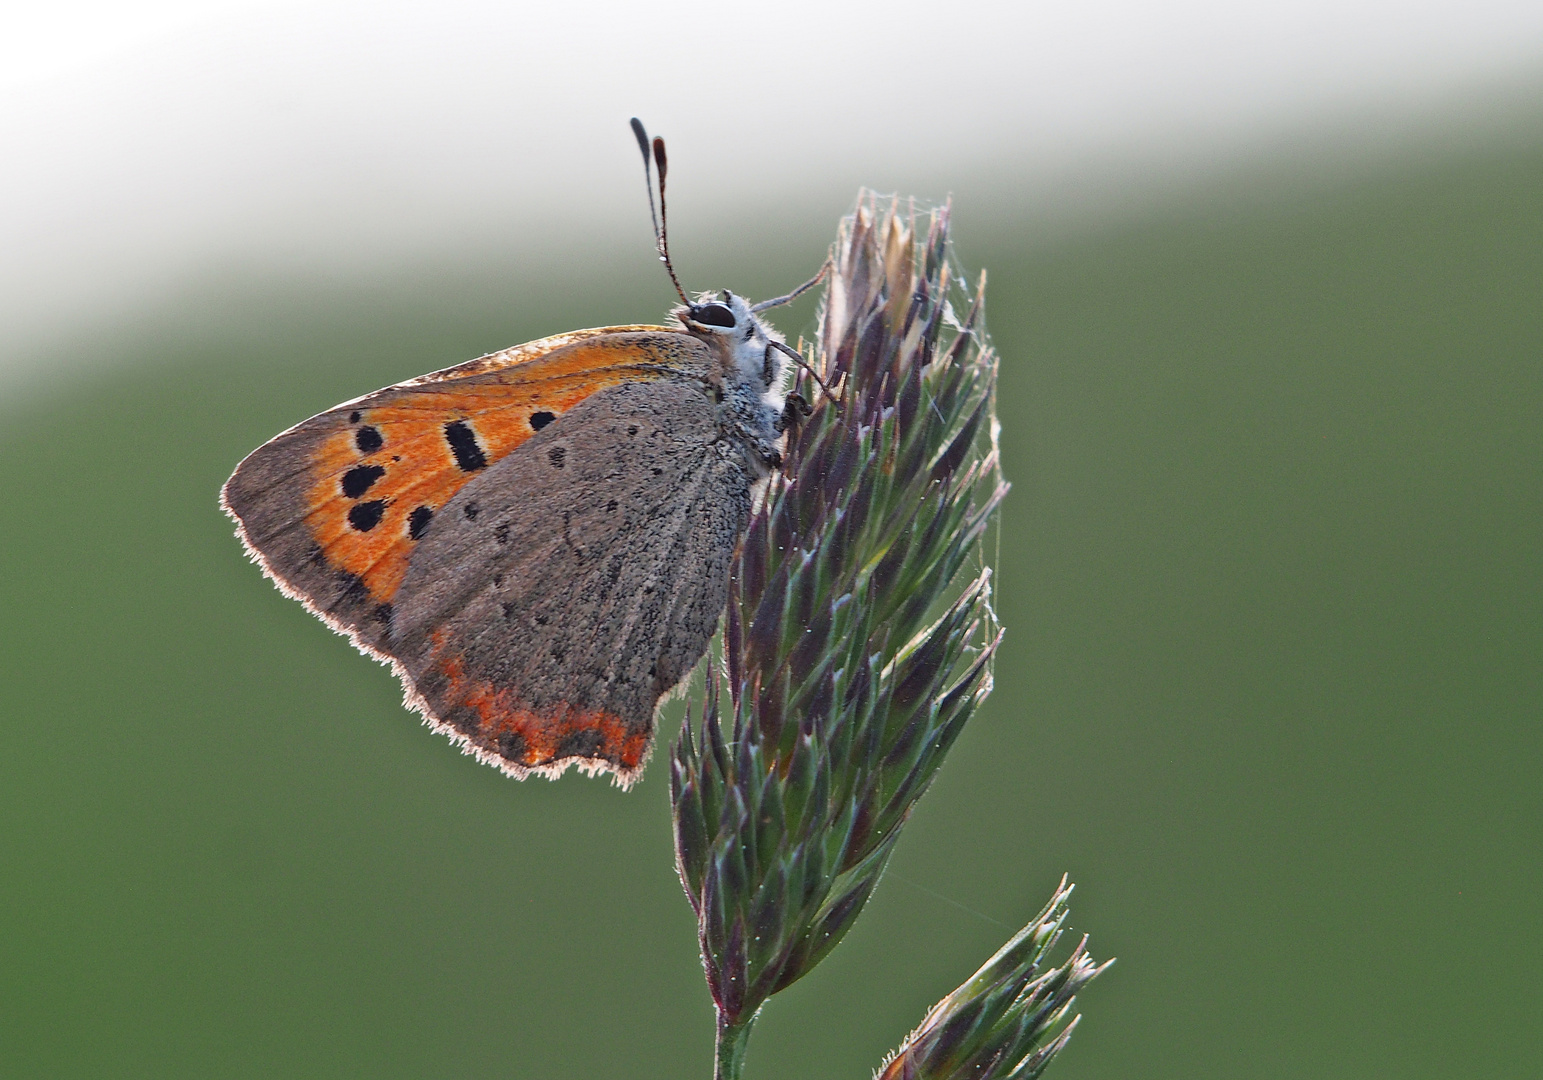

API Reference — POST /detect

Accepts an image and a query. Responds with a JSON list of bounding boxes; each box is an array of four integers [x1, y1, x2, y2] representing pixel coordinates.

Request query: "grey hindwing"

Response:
[[390, 378, 757, 737]]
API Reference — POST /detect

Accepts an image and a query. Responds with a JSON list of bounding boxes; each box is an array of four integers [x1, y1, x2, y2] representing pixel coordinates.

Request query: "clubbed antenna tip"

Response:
[[626, 117, 689, 306]]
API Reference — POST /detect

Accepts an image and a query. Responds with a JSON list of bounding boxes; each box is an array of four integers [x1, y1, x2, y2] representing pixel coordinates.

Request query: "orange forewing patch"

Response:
[[301, 327, 700, 603]]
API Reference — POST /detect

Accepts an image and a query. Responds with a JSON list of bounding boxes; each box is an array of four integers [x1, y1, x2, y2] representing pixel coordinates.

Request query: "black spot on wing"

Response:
[[555, 728, 604, 758], [497, 731, 528, 762], [444, 420, 487, 471], [348, 500, 387, 532], [529, 410, 556, 431], [408, 505, 434, 540], [355, 425, 384, 453], [443, 705, 481, 739], [547, 446, 566, 469], [341, 464, 386, 498], [336, 570, 370, 607]]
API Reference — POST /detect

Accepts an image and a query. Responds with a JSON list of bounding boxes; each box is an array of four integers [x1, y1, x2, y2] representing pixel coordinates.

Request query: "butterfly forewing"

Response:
[[221, 327, 709, 653]]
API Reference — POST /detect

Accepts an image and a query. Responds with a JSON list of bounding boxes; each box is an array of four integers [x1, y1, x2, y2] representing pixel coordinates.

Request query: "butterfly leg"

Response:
[[778, 391, 813, 433]]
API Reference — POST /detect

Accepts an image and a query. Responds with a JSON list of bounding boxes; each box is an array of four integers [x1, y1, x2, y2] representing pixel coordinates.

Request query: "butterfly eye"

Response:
[[692, 303, 736, 328]]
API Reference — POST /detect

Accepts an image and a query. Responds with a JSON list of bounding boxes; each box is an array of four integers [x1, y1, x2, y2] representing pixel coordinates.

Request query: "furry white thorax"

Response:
[[677, 290, 792, 470]]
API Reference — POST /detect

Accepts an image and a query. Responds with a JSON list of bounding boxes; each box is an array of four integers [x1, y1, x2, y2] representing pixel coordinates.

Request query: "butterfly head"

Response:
[[678, 290, 791, 414]]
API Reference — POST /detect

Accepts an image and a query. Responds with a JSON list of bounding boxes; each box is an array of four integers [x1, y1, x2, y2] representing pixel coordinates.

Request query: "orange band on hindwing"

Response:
[[429, 635, 650, 774]]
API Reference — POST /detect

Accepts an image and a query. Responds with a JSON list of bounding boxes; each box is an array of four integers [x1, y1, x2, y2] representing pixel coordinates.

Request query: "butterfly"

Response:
[[222, 120, 830, 787]]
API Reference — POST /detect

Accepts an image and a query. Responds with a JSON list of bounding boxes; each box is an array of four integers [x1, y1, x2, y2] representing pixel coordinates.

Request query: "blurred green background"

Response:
[[2, 119, 1540, 1079]]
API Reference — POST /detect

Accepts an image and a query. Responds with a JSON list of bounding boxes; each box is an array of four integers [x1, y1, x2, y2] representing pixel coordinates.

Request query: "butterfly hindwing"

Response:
[[387, 378, 756, 784], [221, 327, 711, 652]]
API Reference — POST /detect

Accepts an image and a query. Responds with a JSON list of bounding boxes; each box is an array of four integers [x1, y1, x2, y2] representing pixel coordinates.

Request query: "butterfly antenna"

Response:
[[770, 339, 841, 407], [751, 258, 831, 312], [628, 118, 662, 252], [632, 119, 694, 305], [650, 135, 692, 307]]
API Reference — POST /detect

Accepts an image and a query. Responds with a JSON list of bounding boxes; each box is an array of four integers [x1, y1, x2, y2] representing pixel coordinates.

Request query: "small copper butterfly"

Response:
[[222, 120, 830, 787]]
